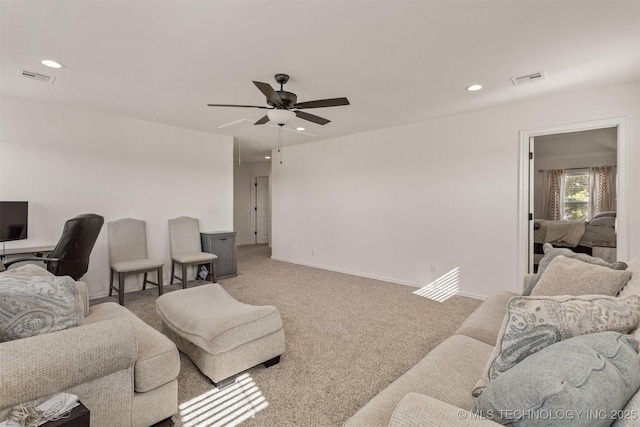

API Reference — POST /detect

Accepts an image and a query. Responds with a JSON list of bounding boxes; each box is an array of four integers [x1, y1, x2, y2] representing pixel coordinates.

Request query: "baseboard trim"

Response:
[[271, 256, 488, 300]]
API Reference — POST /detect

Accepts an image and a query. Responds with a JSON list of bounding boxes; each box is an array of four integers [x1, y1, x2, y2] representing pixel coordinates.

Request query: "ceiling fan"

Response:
[[207, 74, 349, 126]]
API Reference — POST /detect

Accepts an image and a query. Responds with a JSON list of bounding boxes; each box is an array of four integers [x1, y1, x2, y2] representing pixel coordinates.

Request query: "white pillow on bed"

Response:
[[593, 211, 616, 219], [589, 216, 616, 227]]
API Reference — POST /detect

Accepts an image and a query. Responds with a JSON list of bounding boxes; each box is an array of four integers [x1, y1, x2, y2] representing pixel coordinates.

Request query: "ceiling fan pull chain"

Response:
[[278, 125, 283, 164], [238, 127, 242, 165]]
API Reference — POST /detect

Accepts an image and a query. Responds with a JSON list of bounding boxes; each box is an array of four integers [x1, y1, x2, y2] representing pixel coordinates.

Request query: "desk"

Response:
[[0, 245, 55, 262]]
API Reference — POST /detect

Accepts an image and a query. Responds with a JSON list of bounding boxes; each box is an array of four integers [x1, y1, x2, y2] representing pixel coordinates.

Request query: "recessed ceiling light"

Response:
[[296, 127, 305, 131], [41, 59, 64, 69], [466, 84, 483, 92], [265, 156, 271, 160]]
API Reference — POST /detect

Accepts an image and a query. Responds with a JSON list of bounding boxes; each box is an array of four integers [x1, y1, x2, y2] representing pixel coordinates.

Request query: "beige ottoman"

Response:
[[156, 284, 285, 388]]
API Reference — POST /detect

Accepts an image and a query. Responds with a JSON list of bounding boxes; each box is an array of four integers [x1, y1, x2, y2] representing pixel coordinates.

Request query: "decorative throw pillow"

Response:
[[531, 255, 632, 296], [618, 255, 640, 299], [523, 243, 628, 296], [618, 256, 640, 342], [0, 264, 54, 277], [475, 332, 640, 427], [472, 294, 640, 397], [0, 274, 84, 342], [1, 266, 90, 318], [612, 391, 640, 427]]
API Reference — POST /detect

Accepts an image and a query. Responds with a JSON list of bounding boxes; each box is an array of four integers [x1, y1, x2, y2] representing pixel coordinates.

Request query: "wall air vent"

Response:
[[510, 71, 546, 86], [17, 68, 56, 84]]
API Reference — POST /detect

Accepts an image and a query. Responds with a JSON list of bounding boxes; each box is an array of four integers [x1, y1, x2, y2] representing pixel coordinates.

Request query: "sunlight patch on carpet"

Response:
[[413, 267, 460, 302], [178, 373, 268, 427]]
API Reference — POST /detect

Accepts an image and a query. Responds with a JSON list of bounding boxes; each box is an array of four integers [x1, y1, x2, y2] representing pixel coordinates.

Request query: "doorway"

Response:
[[518, 117, 627, 280], [253, 175, 270, 244]]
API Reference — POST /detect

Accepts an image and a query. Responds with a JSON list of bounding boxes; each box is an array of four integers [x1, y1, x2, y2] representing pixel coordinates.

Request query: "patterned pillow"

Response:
[[472, 294, 640, 397], [0, 264, 54, 277], [475, 332, 640, 427], [0, 274, 84, 342], [618, 255, 640, 299], [531, 255, 632, 297], [523, 243, 628, 296]]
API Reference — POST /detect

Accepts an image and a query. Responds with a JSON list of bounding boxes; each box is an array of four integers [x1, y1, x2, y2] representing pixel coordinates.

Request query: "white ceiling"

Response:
[[535, 127, 618, 161], [2, 1, 639, 163]]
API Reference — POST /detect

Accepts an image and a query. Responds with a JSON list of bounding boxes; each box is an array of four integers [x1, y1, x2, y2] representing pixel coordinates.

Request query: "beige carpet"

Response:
[[92, 244, 482, 427]]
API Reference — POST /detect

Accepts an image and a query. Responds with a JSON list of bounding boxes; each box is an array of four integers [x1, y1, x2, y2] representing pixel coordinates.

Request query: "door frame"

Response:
[[517, 116, 627, 281]]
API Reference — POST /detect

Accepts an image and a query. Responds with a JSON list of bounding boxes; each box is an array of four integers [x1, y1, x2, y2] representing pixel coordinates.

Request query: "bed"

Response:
[[533, 212, 617, 265]]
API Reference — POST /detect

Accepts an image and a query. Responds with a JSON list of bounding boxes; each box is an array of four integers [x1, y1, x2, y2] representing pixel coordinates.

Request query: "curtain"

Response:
[[590, 166, 616, 216], [543, 169, 563, 220]]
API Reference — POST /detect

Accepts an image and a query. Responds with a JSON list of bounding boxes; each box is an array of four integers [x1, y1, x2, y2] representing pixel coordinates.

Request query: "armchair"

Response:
[[0, 318, 138, 425], [0, 264, 180, 427]]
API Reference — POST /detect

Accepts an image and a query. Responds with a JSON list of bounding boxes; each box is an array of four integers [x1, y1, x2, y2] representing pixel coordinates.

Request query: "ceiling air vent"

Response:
[[17, 68, 56, 84], [511, 71, 546, 86]]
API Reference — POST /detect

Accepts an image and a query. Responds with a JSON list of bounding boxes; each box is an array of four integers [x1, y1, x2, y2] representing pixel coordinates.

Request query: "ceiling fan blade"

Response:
[[294, 97, 350, 109], [254, 115, 270, 125], [253, 81, 284, 108], [207, 104, 269, 109], [295, 110, 330, 125]]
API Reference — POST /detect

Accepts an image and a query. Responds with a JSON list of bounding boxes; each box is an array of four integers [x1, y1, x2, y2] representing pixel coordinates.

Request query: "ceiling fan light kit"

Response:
[[267, 109, 296, 125]]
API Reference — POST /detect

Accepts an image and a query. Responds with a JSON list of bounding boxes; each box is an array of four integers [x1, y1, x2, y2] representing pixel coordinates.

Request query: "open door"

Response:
[[528, 137, 535, 274], [255, 176, 270, 244]]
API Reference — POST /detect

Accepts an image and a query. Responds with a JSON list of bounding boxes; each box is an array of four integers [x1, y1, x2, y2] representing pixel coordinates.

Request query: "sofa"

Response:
[[345, 248, 640, 427], [0, 264, 180, 427]]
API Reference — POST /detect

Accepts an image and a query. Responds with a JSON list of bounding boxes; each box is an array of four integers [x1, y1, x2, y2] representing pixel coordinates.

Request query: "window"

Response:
[[563, 169, 589, 220]]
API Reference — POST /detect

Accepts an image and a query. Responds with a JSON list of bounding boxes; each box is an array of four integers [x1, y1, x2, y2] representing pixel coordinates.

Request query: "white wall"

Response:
[[272, 81, 639, 298], [233, 161, 271, 246], [0, 95, 234, 298]]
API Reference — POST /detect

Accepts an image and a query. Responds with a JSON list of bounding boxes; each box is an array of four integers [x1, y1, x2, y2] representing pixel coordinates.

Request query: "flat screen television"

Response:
[[0, 201, 28, 242]]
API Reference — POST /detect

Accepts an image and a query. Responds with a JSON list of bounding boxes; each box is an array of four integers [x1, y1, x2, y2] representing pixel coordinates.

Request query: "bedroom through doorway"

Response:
[[531, 128, 617, 271], [518, 117, 628, 279]]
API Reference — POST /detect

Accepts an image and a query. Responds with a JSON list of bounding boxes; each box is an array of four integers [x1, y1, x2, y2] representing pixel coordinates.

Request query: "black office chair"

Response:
[[4, 213, 104, 280]]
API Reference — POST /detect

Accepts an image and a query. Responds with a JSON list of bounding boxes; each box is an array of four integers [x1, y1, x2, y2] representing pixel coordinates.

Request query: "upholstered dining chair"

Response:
[[4, 213, 104, 280], [168, 216, 217, 288], [108, 218, 164, 305]]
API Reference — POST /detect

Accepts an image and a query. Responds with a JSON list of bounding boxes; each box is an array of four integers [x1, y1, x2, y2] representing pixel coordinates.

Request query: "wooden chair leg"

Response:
[[211, 260, 217, 283], [170, 261, 175, 286], [109, 269, 114, 296], [118, 272, 125, 306], [157, 267, 164, 296], [143, 272, 148, 290], [181, 264, 188, 289]]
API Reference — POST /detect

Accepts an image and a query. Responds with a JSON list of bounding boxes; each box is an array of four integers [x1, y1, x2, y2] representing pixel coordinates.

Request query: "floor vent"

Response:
[[511, 71, 546, 86], [18, 68, 56, 84]]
